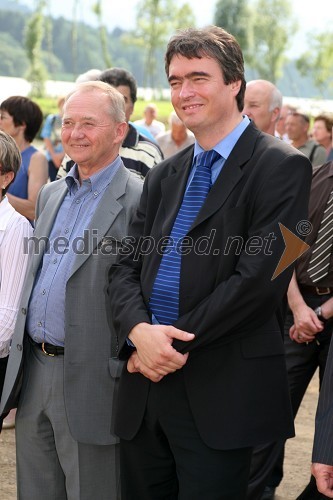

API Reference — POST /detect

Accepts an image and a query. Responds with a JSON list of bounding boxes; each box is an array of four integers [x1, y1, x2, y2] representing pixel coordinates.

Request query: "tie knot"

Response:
[[195, 149, 220, 169]]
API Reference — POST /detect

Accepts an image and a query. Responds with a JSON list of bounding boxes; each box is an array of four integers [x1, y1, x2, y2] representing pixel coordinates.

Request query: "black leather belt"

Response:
[[299, 285, 333, 296], [31, 339, 64, 356]]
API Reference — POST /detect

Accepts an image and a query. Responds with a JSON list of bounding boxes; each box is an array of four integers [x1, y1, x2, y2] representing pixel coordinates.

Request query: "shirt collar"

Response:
[[65, 156, 122, 195], [0, 196, 16, 231], [193, 115, 250, 160]]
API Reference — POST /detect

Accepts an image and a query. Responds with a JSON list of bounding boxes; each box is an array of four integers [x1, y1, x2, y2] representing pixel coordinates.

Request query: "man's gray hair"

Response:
[[65, 81, 126, 123], [268, 86, 283, 112], [169, 111, 185, 126], [75, 69, 102, 83]]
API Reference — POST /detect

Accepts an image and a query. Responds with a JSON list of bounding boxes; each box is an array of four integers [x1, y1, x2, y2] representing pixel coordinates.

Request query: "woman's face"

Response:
[[0, 109, 20, 140]]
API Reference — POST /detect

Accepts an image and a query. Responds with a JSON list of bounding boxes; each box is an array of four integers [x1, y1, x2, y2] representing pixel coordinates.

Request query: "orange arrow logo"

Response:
[[272, 223, 310, 280]]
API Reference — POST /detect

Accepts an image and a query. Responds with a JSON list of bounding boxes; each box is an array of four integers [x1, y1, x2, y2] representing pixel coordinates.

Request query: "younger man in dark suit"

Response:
[[108, 26, 312, 499]]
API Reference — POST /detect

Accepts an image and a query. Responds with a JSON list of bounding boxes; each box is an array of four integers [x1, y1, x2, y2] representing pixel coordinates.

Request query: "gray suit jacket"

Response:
[[0, 164, 143, 445]]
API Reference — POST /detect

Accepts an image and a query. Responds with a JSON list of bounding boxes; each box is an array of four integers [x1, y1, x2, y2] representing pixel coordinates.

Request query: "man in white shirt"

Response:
[[134, 103, 166, 138], [243, 79, 282, 136], [156, 112, 194, 158]]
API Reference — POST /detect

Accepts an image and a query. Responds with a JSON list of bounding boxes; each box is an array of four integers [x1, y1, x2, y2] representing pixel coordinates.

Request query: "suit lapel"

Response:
[[193, 123, 260, 230], [69, 165, 130, 278], [158, 123, 260, 234]]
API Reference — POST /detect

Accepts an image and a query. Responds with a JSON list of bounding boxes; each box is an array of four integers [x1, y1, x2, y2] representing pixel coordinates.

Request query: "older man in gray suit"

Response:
[[0, 81, 143, 500]]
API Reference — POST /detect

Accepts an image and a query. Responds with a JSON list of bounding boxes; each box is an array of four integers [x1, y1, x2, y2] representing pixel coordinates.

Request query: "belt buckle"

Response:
[[41, 342, 55, 357], [316, 287, 331, 295]]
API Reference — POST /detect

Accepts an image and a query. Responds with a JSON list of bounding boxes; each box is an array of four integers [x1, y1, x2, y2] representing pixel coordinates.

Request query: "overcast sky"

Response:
[[22, 0, 332, 57]]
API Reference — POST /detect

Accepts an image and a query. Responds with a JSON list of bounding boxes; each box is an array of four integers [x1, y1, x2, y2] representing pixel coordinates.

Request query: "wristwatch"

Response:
[[314, 306, 328, 323]]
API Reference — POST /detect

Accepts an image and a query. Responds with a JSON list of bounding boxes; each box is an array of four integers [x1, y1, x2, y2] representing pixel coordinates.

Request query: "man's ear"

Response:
[[115, 121, 128, 144], [272, 107, 281, 124], [230, 80, 241, 96]]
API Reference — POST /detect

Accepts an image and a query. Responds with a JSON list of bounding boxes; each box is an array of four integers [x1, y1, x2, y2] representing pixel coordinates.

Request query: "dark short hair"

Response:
[[0, 96, 44, 143], [0, 130, 22, 194], [165, 26, 246, 112], [314, 114, 333, 134], [99, 68, 137, 104]]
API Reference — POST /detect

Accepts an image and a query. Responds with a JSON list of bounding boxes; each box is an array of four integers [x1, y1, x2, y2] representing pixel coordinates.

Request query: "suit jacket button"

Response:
[[21, 308, 27, 315], [17, 344, 23, 351]]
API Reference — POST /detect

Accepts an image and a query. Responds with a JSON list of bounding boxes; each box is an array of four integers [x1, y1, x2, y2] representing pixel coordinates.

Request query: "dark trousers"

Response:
[[121, 370, 253, 500], [247, 292, 333, 499]]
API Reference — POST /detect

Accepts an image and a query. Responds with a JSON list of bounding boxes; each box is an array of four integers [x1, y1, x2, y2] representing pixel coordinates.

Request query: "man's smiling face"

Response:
[[168, 54, 239, 140], [61, 88, 126, 175]]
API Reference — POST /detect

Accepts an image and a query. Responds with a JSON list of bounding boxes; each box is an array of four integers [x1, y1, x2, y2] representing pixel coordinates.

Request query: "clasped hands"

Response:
[[127, 322, 195, 382], [289, 303, 325, 344], [312, 463, 333, 498]]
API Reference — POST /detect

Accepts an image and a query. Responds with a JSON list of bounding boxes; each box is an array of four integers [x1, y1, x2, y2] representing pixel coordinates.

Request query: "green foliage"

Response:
[[174, 3, 196, 30], [0, 2, 331, 99], [34, 96, 59, 117], [296, 31, 333, 97], [0, 9, 26, 44], [92, 0, 112, 67], [208, 0, 297, 84], [126, 0, 196, 91], [41, 49, 64, 75], [250, 0, 297, 83], [24, 0, 48, 97], [0, 33, 28, 76], [214, 0, 253, 60], [0, 4, 170, 88]]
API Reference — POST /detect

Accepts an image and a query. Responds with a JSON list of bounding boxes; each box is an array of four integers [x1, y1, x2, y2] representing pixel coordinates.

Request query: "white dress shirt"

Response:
[[0, 197, 32, 357]]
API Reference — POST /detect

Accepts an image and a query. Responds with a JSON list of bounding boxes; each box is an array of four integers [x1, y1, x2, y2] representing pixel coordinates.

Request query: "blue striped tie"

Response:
[[149, 149, 220, 325]]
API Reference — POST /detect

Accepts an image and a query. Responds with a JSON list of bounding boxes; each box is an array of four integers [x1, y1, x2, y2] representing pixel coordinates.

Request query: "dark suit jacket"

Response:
[[108, 123, 312, 450], [312, 162, 333, 462], [313, 340, 333, 464]]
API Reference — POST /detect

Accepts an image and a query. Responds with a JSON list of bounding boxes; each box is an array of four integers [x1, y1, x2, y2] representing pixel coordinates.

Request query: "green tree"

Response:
[[127, 0, 195, 92], [250, 0, 297, 83], [71, 0, 79, 79], [296, 31, 333, 97], [0, 9, 26, 45], [24, 0, 48, 97], [214, 0, 253, 60], [0, 33, 28, 76], [41, 49, 64, 76], [92, 0, 112, 67], [174, 3, 196, 30], [44, 2, 55, 76]]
